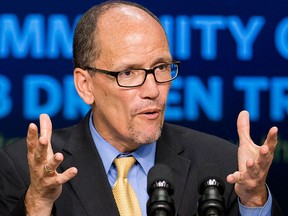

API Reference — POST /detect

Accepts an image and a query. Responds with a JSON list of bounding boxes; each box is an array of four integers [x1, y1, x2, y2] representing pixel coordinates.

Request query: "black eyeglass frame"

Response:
[[83, 60, 180, 87]]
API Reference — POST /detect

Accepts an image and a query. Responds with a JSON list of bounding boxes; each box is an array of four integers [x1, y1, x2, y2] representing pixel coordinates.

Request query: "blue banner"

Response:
[[1, 0, 287, 213]]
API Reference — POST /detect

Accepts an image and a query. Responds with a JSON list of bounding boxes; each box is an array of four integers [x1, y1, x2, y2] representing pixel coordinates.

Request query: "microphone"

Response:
[[197, 163, 226, 216], [147, 164, 175, 216]]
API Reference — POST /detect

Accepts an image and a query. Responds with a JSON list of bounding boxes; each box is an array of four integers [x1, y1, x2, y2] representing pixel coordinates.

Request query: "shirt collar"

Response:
[[89, 113, 156, 175]]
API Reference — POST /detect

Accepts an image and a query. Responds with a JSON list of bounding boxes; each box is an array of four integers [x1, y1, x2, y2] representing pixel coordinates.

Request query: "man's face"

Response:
[[90, 6, 172, 152]]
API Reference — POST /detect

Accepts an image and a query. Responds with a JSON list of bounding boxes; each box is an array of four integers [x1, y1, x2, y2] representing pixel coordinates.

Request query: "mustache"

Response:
[[131, 100, 166, 115]]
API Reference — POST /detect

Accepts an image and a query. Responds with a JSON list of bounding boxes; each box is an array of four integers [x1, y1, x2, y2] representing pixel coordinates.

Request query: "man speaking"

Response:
[[0, 1, 282, 215]]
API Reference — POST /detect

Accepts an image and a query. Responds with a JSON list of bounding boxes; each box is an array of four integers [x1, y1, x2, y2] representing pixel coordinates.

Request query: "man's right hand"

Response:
[[25, 114, 78, 216]]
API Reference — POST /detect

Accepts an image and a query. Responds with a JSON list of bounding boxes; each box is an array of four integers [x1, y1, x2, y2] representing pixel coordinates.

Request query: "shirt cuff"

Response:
[[238, 185, 272, 216]]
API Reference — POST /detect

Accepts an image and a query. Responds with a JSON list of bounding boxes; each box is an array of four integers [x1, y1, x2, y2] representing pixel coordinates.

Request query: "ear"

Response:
[[74, 68, 95, 105]]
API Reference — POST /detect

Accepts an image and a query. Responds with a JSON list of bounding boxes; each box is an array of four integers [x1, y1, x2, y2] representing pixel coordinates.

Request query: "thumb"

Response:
[[237, 110, 253, 146]]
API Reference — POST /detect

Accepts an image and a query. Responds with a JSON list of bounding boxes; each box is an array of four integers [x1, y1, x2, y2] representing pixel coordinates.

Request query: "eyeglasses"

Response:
[[84, 61, 180, 87]]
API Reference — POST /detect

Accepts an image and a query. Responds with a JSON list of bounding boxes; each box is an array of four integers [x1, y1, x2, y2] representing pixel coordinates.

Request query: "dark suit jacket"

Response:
[[0, 113, 283, 216]]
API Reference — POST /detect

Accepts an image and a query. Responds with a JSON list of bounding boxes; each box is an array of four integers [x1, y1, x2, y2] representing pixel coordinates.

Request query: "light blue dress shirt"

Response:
[[239, 185, 272, 216], [88, 114, 272, 216], [89, 115, 155, 216]]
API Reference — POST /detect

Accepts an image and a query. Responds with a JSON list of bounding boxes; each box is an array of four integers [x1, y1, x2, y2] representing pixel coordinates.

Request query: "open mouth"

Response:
[[140, 109, 161, 120], [146, 111, 156, 114]]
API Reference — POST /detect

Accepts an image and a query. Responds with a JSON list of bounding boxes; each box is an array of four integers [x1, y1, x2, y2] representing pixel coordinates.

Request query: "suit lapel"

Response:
[[54, 115, 191, 215], [155, 123, 191, 215], [58, 115, 119, 216]]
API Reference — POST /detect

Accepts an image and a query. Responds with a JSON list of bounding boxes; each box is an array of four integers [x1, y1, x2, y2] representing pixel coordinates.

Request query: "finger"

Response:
[[245, 159, 260, 178], [26, 123, 39, 154], [257, 145, 273, 170], [264, 126, 278, 151], [40, 114, 52, 143], [44, 153, 64, 175], [51, 168, 78, 186], [33, 136, 49, 164], [237, 110, 253, 145], [39, 114, 54, 159], [226, 171, 245, 185]]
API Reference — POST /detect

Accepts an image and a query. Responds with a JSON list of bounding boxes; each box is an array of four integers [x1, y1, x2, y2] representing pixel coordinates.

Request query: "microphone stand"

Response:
[[147, 187, 175, 216]]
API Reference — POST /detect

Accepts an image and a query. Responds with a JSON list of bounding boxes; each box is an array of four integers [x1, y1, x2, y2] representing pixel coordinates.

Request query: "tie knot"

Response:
[[114, 156, 136, 178]]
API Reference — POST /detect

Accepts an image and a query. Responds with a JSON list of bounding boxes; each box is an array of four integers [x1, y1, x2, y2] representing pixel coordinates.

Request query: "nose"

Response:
[[139, 73, 160, 99]]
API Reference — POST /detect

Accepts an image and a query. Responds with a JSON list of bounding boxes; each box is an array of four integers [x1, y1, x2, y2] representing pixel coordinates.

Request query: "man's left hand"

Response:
[[227, 110, 278, 207]]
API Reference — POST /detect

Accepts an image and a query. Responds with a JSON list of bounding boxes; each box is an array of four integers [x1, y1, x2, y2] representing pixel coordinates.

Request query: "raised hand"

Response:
[[227, 110, 278, 207], [25, 114, 78, 216]]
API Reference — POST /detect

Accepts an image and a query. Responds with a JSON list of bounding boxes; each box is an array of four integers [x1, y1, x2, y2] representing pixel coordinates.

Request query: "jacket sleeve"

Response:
[[0, 146, 28, 216]]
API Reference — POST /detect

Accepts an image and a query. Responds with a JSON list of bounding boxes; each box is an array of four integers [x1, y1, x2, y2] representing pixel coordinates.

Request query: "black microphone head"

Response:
[[198, 163, 225, 195], [147, 164, 174, 196]]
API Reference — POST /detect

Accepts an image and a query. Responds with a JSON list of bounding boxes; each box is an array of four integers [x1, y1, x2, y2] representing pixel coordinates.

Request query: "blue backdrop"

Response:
[[1, 0, 288, 213]]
